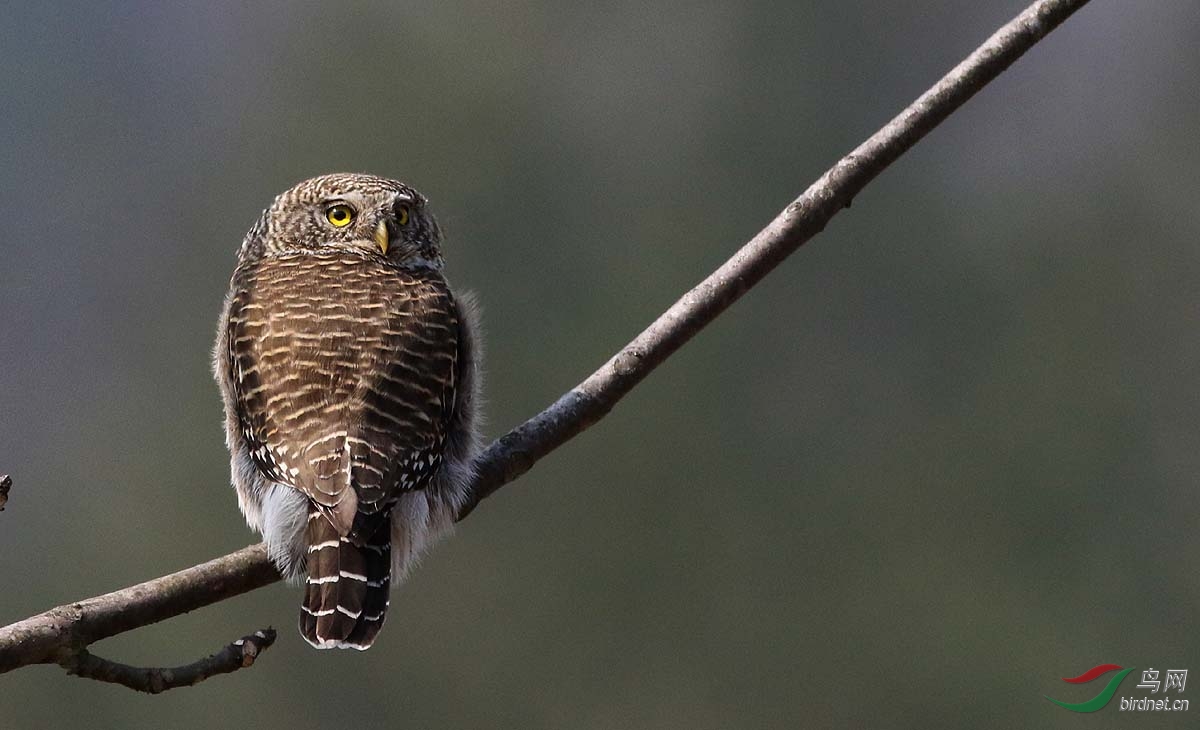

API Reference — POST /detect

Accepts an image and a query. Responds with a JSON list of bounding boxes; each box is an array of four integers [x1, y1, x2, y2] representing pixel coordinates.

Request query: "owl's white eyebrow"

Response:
[[324, 192, 414, 204]]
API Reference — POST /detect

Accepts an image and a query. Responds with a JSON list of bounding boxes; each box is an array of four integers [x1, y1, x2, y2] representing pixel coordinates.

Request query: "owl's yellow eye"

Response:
[[325, 204, 354, 228], [396, 205, 410, 226]]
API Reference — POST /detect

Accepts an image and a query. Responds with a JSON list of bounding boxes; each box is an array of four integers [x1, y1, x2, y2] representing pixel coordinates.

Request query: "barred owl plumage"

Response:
[[213, 173, 481, 650]]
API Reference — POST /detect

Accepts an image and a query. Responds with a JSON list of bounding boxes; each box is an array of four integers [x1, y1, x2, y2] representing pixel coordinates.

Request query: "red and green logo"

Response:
[[1045, 664, 1135, 713]]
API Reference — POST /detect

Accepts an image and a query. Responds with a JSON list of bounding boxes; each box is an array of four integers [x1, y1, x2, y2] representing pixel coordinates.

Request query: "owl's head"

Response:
[[240, 173, 443, 269]]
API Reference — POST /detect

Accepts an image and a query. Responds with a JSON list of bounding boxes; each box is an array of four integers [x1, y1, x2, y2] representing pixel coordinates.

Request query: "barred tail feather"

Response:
[[300, 506, 391, 650]]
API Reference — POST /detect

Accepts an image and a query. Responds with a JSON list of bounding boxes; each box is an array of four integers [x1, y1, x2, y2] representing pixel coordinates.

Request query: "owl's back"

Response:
[[225, 252, 460, 535]]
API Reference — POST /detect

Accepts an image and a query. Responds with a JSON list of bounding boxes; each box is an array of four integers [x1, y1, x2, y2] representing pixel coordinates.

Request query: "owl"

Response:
[[213, 173, 481, 649]]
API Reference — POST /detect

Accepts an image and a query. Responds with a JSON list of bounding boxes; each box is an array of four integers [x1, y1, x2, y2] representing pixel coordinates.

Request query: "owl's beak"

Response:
[[373, 219, 390, 255]]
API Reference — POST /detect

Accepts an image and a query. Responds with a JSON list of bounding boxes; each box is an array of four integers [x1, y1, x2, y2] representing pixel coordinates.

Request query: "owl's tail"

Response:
[[299, 506, 391, 650]]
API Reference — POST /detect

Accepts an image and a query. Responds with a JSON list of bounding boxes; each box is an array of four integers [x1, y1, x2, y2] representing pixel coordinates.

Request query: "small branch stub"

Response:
[[60, 628, 277, 694], [0, 474, 11, 511]]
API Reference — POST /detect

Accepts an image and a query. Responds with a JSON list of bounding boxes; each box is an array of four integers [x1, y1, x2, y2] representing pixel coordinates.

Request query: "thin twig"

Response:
[[0, 0, 1092, 687], [60, 628, 276, 694]]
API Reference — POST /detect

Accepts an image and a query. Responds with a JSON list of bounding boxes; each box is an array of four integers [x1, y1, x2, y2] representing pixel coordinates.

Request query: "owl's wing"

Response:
[[345, 274, 461, 530], [226, 255, 459, 537]]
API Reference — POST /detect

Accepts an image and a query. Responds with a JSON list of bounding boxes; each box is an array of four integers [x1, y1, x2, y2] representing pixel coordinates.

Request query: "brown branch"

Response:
[[60, 628, 276, 694], [0, 0, 1091, 689], [0, 544, 278, 675], [453, 0, 1093, 517]]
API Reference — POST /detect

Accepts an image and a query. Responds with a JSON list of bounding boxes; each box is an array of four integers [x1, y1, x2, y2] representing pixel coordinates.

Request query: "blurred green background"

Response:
[[2, 1, 1198, 727]]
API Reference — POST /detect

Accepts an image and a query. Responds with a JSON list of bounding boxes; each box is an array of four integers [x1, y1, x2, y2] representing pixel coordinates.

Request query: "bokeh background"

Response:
[[2, 1, 1198, 727]]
